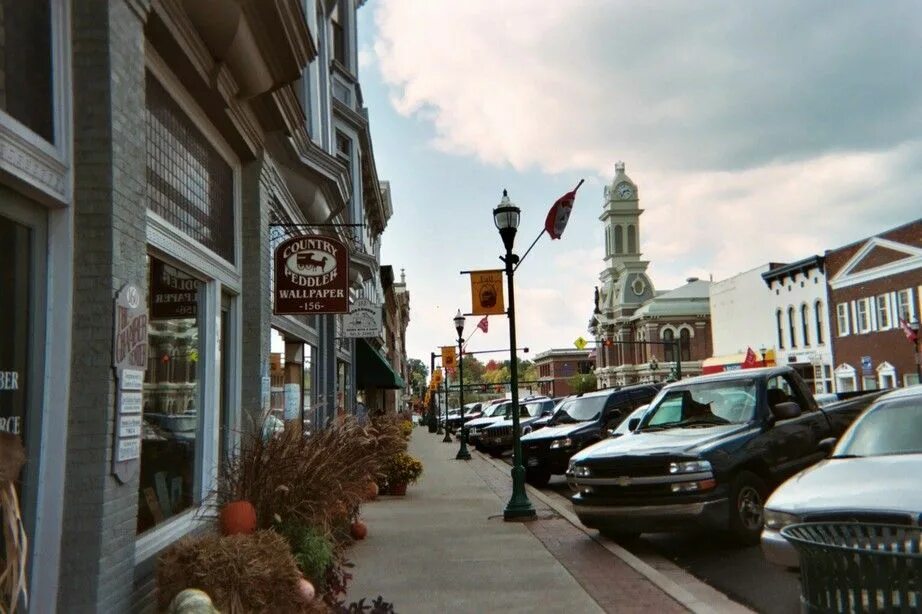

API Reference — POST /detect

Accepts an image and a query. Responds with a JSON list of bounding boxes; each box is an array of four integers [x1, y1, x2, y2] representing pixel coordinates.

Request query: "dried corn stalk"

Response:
[[0, 433, 27, 614]]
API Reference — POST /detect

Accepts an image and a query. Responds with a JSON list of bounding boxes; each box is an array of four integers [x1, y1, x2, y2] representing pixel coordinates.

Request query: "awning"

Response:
[[356, 339, 405, 390]]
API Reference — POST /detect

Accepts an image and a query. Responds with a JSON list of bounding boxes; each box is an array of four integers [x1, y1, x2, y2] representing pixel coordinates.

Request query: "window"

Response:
[[680, 329, 691, 361], [776, 309, 784, 348], [814, 301, 825, 345], [614, 225, 623, 253], [0, 0, 53, 141], [146, 74, 235, 262], [788, 306, 797, 348], [331, 0, 347, 66], [876, 362, 896, 390], [896, 289, 914, 323], [627, 225, 637, 253], [835, 364, 857, 392], [139, 255, 202, 534], [800, 304, 810, 346], [875, 294, 891, 330], [662, 328, 675, 362], [836, 303, 850, 336], [856, 298, 871, 333]]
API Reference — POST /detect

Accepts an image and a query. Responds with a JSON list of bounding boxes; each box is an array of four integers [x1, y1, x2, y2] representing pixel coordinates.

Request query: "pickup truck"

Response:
[[566, 366, 881, 544]]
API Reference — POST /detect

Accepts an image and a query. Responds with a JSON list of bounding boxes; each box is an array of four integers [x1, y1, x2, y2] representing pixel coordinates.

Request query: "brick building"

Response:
[[533, 349, 595, 397], [590, 163, 713, 387], [825, 219, 922, 391], [0, 1, 406, 610]]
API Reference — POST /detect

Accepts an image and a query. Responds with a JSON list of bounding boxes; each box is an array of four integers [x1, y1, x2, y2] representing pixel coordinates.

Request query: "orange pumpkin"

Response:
[[350, 520, 368, 540], [219, 500, 257, 535], [365, 481, 379, 500]]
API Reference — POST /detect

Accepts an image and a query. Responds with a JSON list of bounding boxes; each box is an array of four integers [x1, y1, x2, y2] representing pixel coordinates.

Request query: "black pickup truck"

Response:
[[566, 366, 881, 544]]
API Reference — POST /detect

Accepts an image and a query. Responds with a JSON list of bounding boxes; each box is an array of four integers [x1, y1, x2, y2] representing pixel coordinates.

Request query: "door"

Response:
[[763, 374, 827, 480]]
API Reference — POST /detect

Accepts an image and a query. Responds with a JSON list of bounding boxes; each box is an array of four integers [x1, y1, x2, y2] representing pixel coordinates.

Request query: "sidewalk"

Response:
[[346, 428, 690, 613]]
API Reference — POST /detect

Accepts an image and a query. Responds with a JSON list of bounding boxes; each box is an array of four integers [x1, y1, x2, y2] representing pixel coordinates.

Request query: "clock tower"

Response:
[[597, 161, 654, 315]]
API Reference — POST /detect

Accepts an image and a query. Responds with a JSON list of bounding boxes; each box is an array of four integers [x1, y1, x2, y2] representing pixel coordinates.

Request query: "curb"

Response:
[[476, 451, 754, 614]]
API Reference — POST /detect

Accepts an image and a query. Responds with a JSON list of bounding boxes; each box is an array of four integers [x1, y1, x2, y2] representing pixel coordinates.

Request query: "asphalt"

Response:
[[346, 428, 741, 613]]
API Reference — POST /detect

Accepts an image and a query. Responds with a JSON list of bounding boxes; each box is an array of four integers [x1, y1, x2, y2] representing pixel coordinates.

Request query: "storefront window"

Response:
[[138, 255, 201, 534], [0, 213, 30, 459], [0, 0, 53, 141]]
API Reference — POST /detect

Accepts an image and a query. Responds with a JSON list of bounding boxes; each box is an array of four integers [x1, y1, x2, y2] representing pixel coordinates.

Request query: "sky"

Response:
[[357, 0, 922, 368]]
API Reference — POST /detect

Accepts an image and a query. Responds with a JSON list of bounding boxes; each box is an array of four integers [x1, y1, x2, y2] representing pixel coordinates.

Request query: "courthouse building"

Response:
[[590, 163, 712, 388], [0, 1, 406, 611]]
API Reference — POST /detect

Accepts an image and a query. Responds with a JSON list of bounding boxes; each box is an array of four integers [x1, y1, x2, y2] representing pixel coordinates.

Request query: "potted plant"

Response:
[[382, 451, 423, 496]]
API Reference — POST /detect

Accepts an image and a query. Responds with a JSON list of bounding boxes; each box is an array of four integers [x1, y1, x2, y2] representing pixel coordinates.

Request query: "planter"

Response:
[[389, 482, 407, 496]]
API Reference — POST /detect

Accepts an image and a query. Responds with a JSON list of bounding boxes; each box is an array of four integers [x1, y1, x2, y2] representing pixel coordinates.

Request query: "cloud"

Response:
[[367, 0, 922, 362], [372, 0, 922, 175]]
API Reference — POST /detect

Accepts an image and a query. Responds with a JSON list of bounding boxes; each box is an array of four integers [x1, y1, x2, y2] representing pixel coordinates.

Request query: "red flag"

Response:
[[900, 318, 918, 343], [544, 179, 585, 240], [742, 347, 758, 369], [477, 316, 489, 333]]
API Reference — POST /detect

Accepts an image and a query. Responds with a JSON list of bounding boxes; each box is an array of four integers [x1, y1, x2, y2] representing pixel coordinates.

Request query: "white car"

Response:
[[761, 385, 922, 568]]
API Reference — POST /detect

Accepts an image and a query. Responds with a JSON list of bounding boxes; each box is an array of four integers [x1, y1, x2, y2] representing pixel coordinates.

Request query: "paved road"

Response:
[[543, 476, 801, 614]]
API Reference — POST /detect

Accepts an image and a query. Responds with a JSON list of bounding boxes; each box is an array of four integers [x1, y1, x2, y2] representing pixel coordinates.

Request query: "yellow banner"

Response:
[[432, 367, 443, 386], [441, 346, 457, 370], [469, 269, 505, 315]]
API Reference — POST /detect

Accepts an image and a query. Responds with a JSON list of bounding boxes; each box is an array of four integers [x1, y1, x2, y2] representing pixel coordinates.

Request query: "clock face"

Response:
[[617, 183, 634, 199]]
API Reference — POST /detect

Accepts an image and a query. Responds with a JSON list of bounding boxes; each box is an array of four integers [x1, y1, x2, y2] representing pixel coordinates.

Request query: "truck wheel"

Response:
[[729, 471, 767, 545], [525, 466, 551, 488]]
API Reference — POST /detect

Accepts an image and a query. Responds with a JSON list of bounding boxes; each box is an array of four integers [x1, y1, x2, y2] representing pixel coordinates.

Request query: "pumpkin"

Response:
[[298, 577, 316, 602], [350, 520, 368, 540], [365, 481, 379, 500], [219, 500, 257, 536], [168, 588, 218, 613]]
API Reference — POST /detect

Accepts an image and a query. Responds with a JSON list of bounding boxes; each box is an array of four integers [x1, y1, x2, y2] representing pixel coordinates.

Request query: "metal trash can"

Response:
[[781, 522, 921, 613]]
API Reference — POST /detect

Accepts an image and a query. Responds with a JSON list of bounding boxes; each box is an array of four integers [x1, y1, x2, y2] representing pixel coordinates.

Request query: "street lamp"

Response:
[[454, 310, 471, 460], [494, 190, 536, 521]]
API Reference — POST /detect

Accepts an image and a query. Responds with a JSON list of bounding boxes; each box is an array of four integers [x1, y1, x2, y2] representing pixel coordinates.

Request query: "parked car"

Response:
[[529, 396, 567, 430], [566, 367, 882, 543], [761, 384, 922, 567], [445, 402, 482, 432], [464, 399, 513, 449], [609, 404, 650, 438], [479, 397, 557, 456], [520, 384, 662, 487]]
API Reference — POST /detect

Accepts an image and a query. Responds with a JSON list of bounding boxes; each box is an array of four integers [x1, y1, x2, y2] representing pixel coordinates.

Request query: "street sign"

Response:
[[574, 336, 588, 350]]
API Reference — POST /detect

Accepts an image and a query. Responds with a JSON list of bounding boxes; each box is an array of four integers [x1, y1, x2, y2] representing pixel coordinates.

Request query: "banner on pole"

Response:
[[469, 269, 505, 315], [441, 346, 457, 369]]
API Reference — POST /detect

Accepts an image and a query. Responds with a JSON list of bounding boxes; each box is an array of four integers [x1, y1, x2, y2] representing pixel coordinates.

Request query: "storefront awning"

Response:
[[356, 339, 405, 390]]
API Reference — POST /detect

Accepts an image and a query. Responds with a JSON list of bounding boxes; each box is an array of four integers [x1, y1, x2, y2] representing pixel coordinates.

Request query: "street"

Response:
[[514, 463, 803, 614]]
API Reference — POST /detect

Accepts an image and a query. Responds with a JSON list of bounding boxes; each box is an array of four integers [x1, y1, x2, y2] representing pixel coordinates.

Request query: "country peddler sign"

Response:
[[274, 235, 350, 314]]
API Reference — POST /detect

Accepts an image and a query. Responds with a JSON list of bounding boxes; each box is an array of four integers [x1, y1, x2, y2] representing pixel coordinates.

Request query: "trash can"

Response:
[[781, 522, 921, 613]]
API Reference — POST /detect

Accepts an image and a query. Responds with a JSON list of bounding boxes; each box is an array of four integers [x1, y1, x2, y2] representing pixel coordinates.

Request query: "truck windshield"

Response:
[[640, 380, 757, 430], [555, 396, 608, 423]]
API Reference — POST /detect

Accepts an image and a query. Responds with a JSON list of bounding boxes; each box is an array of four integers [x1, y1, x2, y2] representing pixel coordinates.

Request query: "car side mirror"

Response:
[[818, 437, 836, 457], [770, 401, 802, 421], [628, 418, 641, 432]]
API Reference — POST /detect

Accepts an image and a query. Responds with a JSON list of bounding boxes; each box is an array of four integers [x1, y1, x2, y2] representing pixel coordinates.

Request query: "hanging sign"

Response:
[[469, 269, 505, 316], [112, 283, 148, 483], [342, 297, 382, 337], [274, 235, 350, 315]]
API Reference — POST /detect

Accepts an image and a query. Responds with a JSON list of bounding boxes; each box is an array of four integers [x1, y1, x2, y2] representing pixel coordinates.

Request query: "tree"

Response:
[[407, 358, 428, 397], [568, 373, 597, 394]]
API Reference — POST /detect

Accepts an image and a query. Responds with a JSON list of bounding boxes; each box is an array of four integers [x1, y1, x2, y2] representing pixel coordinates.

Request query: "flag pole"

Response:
[[513, 229, 545, 273]]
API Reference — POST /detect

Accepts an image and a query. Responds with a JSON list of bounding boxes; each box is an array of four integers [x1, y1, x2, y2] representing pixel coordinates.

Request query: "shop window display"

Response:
[[138, 255, 201, 533]]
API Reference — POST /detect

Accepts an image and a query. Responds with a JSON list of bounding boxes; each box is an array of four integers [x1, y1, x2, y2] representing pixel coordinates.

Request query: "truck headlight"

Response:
[[764, 509, 801, 531], [567, 463, 591, 478], [550, 437, 574, 449], [669, 460, 712, 474]]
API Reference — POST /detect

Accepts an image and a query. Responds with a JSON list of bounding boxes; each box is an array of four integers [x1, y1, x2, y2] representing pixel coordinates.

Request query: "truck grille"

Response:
[[585, 456, 677, 478], [486, 426, 512, 439]]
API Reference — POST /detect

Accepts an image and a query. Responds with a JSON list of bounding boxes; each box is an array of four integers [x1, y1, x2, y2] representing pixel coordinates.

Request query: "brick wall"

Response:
[[60, 1, 150, 611]]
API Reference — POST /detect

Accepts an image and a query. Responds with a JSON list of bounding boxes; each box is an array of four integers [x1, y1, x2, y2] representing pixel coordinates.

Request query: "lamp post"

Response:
[[494, 190, 536, 521], [442, 366, 452, 443], [429, 352, 439, 433], [454, 310, 471, 460]]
